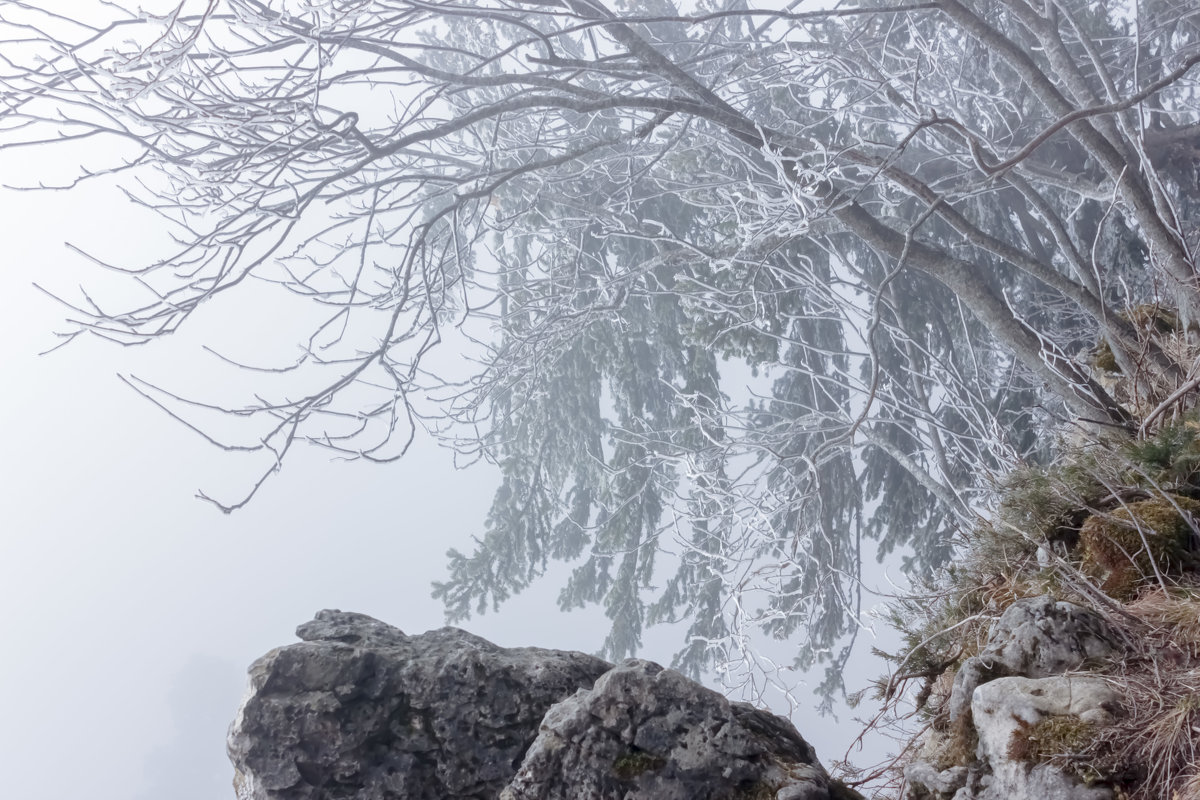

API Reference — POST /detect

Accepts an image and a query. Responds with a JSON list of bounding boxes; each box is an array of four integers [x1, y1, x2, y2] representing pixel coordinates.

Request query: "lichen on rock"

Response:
[[500, 659, 836, 800], [228, 611, 849, 800], [227, 609, 611, 800]]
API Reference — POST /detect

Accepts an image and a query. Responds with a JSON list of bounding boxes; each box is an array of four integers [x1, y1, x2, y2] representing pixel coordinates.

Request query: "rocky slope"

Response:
[[903, 597, 1125, 800], [882, 415, 1200, 800]]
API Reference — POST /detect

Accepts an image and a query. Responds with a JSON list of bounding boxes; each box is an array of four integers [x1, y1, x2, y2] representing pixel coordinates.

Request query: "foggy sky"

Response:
[[0, 110, 898, 800]]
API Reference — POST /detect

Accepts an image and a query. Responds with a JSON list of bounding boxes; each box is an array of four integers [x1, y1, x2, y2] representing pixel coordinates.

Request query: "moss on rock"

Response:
[[1007, 715, 1095, 763], [1079, 495, 1200, 599], [1006, 714, 1116, 785], [612, 751, 666, 781]]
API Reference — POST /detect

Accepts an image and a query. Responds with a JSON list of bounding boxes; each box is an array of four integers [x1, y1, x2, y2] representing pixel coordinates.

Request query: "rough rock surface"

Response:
[[500, 659, 835, 800], [229, 611, 852, 800], [227, 610, 611, 800], [948, 596, 1120, 723], [903, 761, 968, 798], [969, 676, 1121, 800], [906, 597, 1124, 800]]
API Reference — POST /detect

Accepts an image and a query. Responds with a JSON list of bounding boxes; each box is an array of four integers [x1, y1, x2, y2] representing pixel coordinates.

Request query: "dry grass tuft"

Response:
[[1094, 672, 1200, 799], [1077, 588, 1200, 799], [1177, 771, 1200, 800], [1124, 586, 1200, 651]]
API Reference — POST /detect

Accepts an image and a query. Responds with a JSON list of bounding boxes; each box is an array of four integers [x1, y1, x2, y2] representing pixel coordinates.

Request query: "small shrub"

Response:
[[1123, 418, 1200, 487], [996, 461, 1106, 549]]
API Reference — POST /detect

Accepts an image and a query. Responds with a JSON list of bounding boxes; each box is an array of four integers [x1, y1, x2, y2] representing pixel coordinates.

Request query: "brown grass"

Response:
[[1178, 772, 1200, 800], [1124, 587, 1200, 653], [1079, 588, 1200, 799]]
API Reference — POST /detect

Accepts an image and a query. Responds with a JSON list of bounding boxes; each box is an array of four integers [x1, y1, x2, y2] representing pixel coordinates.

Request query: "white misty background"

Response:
[[0, 137, 897, 800]]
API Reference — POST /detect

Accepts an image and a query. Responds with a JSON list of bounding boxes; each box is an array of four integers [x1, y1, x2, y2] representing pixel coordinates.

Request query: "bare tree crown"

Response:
[[3, 0, 1199, 695]]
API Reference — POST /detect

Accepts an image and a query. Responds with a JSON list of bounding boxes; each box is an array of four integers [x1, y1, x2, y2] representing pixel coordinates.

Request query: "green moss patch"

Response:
[[1007, 715, 1115, 785], [612, 750, 666, 781], [1008, 715, 1095, 763]]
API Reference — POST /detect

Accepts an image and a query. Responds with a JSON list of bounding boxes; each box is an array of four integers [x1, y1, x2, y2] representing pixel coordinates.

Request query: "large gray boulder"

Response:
[[227, 610, 611, 800], [500, 659, 838, 800], [229, 611, 854, 800]]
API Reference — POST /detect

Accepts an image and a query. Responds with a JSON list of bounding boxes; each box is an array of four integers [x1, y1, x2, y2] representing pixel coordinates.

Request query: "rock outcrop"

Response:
[[969, 676, 1121, 800], [229, 610, 853, 800], [905, 596, 1126, 800], [947, 595, 1121, 724]]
